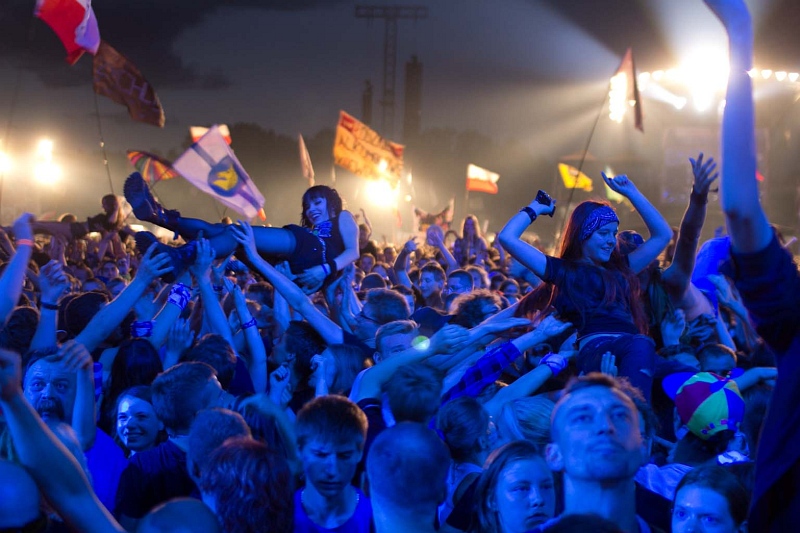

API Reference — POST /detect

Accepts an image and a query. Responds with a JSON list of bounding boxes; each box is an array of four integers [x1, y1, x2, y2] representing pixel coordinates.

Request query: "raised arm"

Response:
[[231, 221, 345, 346], [393, 237, 417, 288], [662, 154, 719, 293], [354, 324, 471, 402], [30, 261, 70, 351], [224, 277, 268, 394], [0, 349, 124, 533], [497, 196, 555, 278], [705, 1, 770, 253], [602, 173, 672, 273], [75, 244, 172, 353], [0, 214, 34, 325], [189, 239, 234, 346]]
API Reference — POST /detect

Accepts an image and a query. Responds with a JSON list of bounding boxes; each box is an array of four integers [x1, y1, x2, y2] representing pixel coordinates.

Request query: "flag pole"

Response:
[[556, 87, 610, 238], [93, 91, 116, 195]]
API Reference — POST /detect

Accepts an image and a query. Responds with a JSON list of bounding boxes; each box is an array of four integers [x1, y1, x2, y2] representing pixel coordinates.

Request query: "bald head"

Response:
[[367, 422, 449, 513], [137, 498, 220, 533], [0, 460, 41, 528]]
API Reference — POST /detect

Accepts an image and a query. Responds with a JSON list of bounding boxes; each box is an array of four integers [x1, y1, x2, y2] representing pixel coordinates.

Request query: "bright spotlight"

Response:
[[674, 97, 688, 110], [608, 71, 629, 123], [37, 139, 53, 158], [404, 194, 412, 202], [34, 161, 61, 184], [0, 151, 11, 173], [776, 71, 788, 81], [761, 69, 773, 79], [377, 159, 388, 173], [747, 69, 758, 78], [652, 70, 664, 81], [790, 73, 799, 82], [365, 179, 396, 209]]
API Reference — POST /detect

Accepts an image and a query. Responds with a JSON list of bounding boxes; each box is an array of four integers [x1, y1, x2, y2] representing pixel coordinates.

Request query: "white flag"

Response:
[[173, 125, 265, 220]]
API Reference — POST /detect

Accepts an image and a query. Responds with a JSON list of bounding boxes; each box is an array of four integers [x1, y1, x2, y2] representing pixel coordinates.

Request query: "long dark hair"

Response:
[[527, 200, 648, 334], [300, 185, 344, 228]]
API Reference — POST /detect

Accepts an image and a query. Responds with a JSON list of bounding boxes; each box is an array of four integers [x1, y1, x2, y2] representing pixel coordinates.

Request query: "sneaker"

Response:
[[124, 172, 181, 229], [134, 231, 197, 283]]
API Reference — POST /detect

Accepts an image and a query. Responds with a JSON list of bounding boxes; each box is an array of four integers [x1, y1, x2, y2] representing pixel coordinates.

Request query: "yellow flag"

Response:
[[558, 163, 593, 192]]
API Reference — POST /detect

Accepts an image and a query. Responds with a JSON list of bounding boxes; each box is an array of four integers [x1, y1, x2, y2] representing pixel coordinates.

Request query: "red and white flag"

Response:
[[191, 125, 231, 145], [466, 164, 499, 194], [35, 0, 100, 65]]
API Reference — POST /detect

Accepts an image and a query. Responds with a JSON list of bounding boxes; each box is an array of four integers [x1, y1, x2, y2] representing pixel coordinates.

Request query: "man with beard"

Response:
[[23, 342, 95, 446], [534, 373, 656, 533]]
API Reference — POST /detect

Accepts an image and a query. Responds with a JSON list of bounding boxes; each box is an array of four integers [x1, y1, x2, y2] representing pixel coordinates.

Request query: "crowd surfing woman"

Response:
[[123, 172, 359, 292], [498, 174, 671, 401]]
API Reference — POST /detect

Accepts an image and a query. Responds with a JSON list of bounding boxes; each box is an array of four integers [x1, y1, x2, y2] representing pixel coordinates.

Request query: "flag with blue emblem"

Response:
[[172, 125, 266, 220]]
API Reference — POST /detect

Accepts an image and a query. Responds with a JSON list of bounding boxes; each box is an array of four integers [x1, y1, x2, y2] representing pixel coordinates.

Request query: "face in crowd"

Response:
[[23, 358, 77, 424]]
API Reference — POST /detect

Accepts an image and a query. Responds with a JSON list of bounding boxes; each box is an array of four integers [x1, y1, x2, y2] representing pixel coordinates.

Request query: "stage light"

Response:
[[34, 161, 61, 184], [789, 73, 799, 82], [776, 71, 788, 81], [365, 179, 397, 208], [37, 139, 53, 158], [608, 71, 629, 123], [674, 97, 688, 110], [405, 194, 412, 202], [747, 69, 758, 78], [0, 151, 11, 173], [652, 70, 664, 81], [761, 69, 773, 79]]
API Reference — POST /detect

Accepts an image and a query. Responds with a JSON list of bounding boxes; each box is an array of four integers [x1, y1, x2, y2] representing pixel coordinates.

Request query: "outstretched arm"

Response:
[[705, 0, 770, 253], [603, 173, 672, 273], [662, 154, 719, 294], [497, 196, 555, 278], [0, 349, 124, 533], [75, 245, 172, 353], [393, 237, 417, 288], [231, 221, 345, 346], [0, 214, 34, 325]]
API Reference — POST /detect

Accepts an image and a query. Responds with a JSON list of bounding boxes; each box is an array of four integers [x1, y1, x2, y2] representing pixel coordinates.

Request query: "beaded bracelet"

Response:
[[168, 283, 192, 311]]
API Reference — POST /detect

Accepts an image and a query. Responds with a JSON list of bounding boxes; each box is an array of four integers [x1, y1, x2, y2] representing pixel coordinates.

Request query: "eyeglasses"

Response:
[[357, 310, 381, 325]]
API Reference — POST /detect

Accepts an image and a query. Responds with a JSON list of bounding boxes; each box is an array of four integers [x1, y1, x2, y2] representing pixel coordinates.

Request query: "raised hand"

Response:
[[189, 238, 215, 279], [136, 243, 173, 283], [58, 340, 93, 372], [402, 236, 418, 254], [40, 261, 70, 303], [12, 213, 34, 243], [689, 153, 720, 195], [600, 351, 618, 377], [660, 308, 687, 346], [534, 315, 573, 339], [166, 318, 195, 360], [601, 173, 640, 198], [295, 265, 326, 294], [430, 324, 471, 354], [230, 221, 259, 259]]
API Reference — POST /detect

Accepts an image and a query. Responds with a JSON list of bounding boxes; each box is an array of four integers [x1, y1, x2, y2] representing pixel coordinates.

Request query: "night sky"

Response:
[[0, 0, 799, 235]]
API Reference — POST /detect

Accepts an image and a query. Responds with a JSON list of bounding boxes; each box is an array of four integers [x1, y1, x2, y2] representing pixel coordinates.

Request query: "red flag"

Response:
[[35, 0, 100, 65], [613, 48, 644, 133], [93, 41, 165, 127], [298, 134, 315, 186]]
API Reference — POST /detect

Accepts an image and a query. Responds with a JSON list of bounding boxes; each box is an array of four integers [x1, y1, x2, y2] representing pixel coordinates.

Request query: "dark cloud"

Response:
[[0, 0, 348, 89]]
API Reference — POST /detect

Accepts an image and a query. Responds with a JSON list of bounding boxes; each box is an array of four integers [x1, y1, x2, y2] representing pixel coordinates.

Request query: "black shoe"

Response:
[[124, 172, 181, 229], [134, 231, 196, 283]]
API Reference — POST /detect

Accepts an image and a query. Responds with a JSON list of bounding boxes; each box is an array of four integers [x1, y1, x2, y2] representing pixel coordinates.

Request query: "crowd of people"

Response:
[[0, 1, 796, 531]]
